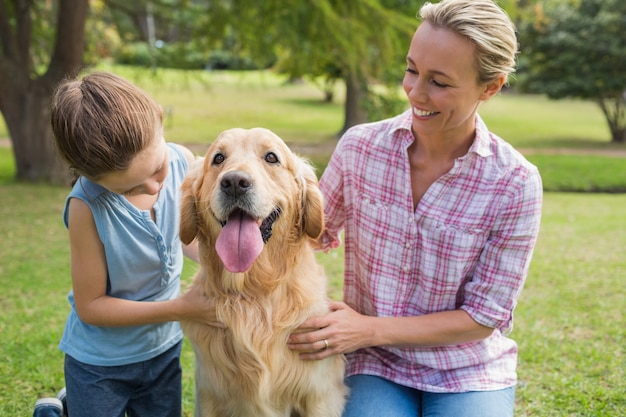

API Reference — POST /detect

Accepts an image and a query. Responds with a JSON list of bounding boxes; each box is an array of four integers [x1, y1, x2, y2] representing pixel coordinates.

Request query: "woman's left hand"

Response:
[[287, 301, 374, 360]]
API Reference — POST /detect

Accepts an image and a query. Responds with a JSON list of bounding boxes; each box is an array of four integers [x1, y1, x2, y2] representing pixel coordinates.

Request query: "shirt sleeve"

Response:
[[319, 138, 348, 251], [461, 165, 543, 334]]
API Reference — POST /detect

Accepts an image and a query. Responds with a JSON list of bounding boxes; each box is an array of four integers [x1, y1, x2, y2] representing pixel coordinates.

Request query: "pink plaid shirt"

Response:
[[319, 109, 543, 393]]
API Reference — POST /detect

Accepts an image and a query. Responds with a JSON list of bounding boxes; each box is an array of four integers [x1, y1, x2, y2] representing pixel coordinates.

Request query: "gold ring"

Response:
[[322, 339, 329, 350]]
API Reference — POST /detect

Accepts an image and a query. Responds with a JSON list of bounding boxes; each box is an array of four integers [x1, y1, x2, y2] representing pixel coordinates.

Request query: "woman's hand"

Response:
[[287, 301, 375, 360]]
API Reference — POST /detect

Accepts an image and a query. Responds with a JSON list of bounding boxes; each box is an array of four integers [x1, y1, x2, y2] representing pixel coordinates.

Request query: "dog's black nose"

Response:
[[220, 171, 252, 197]]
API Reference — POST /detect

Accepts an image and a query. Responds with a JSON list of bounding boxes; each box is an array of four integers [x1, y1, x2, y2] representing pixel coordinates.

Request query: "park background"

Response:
[[0, 1, 624, 416]]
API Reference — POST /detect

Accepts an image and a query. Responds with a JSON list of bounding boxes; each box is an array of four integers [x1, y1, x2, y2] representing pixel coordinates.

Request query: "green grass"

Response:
[[1, 65, 618, 148], [2, 66, 625, 192], [92, 64, 346, 145], [514, 193, 625, 416], [480, 93, 613, 149], [527, 154, 626, 193], [1, 178, 624, 416], [1, 67, 625, 415]]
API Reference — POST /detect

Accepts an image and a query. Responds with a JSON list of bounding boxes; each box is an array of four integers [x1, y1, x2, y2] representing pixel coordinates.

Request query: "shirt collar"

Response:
[[470, 113, 493, 158], [392, 109, 493, 158]]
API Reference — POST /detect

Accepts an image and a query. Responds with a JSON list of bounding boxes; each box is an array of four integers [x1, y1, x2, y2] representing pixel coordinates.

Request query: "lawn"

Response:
[[0, 67, 624, 416]]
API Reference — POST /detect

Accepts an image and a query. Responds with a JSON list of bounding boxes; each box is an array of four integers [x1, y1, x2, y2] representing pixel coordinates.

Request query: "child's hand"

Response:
[[177, 285, 225, 328]]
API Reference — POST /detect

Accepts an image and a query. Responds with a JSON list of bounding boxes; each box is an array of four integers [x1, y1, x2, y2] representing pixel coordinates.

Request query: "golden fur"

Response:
[[180, 128, 347, 417]]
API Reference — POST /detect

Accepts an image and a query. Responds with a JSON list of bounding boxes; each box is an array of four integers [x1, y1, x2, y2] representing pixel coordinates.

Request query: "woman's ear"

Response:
[[480, 74, 507, 101]]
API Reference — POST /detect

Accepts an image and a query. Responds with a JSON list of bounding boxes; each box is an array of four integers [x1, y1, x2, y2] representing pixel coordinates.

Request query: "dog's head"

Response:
[[180, 128, 324, 273]]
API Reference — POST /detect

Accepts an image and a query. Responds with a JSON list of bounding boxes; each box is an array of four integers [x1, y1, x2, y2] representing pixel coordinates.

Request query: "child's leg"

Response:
[[126, 341, 183, 417], [63, 355, 128, 417]]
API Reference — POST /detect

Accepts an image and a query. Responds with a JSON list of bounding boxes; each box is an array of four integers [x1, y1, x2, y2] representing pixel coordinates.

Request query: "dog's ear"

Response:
[[298, 159, 325, 240], [180, 170, 202, 245]]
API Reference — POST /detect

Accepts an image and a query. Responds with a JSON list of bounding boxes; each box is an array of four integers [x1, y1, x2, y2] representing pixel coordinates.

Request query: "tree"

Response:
[[0, 0, 89, 184], [0, 0, 418, 183], [106, 0, 419, 134], [189, 0, 418, 136], [518, 0, 626, 143]]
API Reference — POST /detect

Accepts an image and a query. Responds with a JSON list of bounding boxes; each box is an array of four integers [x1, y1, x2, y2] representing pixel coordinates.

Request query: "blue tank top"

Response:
[[59, 143, 189, 366]]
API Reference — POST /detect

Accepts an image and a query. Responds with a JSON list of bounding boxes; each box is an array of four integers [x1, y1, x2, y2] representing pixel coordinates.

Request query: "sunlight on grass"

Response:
[[514, 193, 625, 416], [480, 94, 611, 148], [0, 67, 619, 149], [92, 64, 345, 144]]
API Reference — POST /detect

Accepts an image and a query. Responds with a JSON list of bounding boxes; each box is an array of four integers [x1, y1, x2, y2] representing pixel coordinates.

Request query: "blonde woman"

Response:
[[288, 1, 543, 415]]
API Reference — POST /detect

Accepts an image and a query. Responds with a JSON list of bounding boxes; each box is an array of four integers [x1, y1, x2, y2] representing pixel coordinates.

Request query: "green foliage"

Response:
[[116, 42, 155, 67], [361, 87, 408, 122], [84, 1, 123, 65], [518, 0, 626, 100], [517, 0, 626, 142], [229, 0, 418, 88]]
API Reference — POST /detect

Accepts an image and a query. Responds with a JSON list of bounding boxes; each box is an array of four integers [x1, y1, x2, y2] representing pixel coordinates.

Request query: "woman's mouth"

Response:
[[413, 107, 438, 117]]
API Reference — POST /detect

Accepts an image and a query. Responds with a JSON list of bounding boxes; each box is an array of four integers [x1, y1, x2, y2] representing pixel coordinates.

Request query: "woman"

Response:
[[288, 1, 543, 416]]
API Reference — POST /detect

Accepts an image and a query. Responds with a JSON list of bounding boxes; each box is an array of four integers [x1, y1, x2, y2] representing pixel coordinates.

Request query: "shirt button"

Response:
[[402, 266, 410, 272], [405, 242, 411, 249]]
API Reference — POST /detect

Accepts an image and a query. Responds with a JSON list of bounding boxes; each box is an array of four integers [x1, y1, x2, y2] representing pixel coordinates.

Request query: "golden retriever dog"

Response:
[[180, 128, 347, 417]]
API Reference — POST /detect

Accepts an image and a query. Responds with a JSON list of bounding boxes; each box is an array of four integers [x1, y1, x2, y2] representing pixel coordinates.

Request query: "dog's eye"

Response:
[[264, 152, 279, 164], [212, 153, 225, 165]]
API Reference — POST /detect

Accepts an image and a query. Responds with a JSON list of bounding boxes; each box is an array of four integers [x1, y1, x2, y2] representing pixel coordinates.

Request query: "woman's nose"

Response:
[[407, 79, 427, 103]]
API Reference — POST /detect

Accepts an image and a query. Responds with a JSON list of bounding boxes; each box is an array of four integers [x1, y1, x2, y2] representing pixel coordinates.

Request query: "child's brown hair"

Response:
[[50, 72, 163, 180]]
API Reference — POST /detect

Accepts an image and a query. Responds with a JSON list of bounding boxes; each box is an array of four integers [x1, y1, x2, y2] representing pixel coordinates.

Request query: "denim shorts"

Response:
[[64, 341, 183, 417], [342, 374, 515, 417]]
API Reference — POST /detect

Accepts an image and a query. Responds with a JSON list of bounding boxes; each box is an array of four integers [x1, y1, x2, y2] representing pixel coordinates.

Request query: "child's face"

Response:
[[97, 137, 170, 197]]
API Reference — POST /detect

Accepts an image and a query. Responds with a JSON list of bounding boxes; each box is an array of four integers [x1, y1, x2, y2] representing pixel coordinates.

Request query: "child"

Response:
[[48, 71, 215, 417]]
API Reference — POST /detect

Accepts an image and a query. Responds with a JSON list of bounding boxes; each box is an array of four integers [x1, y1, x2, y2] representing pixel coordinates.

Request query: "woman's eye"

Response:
[[212, 153, 225, 165], [265, 152, 279, 164], [405, 67, 418, 75], [432, 79, 448, 88]]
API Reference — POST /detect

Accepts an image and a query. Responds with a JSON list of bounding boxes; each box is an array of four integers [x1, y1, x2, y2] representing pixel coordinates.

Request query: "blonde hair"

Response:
[[50, 72, 163, 180], [419, 0, 518, 84]]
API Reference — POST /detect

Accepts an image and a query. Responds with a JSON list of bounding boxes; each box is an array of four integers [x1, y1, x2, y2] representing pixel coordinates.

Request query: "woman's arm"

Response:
[[288, 301, 493, 360]]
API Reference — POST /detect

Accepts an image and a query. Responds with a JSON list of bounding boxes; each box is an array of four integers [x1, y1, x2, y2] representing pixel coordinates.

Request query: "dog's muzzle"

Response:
[[217, 170, 281, 244]]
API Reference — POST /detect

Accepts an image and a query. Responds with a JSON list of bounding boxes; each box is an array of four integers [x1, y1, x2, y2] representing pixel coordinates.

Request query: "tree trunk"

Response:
[[3, 79, 70, 184], [0, 0, 88, 185], [596, 94, 625, 144], [338, 71, 368, 137]]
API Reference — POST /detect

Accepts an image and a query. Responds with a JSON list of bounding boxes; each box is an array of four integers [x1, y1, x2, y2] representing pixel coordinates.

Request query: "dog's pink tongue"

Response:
[[216, 211, 263, 273]]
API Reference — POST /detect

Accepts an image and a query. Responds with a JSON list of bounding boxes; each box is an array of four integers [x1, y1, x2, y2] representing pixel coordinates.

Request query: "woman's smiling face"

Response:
[[402, 21, 504, 141]]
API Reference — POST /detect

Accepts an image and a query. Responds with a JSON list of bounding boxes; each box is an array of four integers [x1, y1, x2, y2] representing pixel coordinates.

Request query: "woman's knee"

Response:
[[421, 387, 515, 417], [342, 375, 420, 417]]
